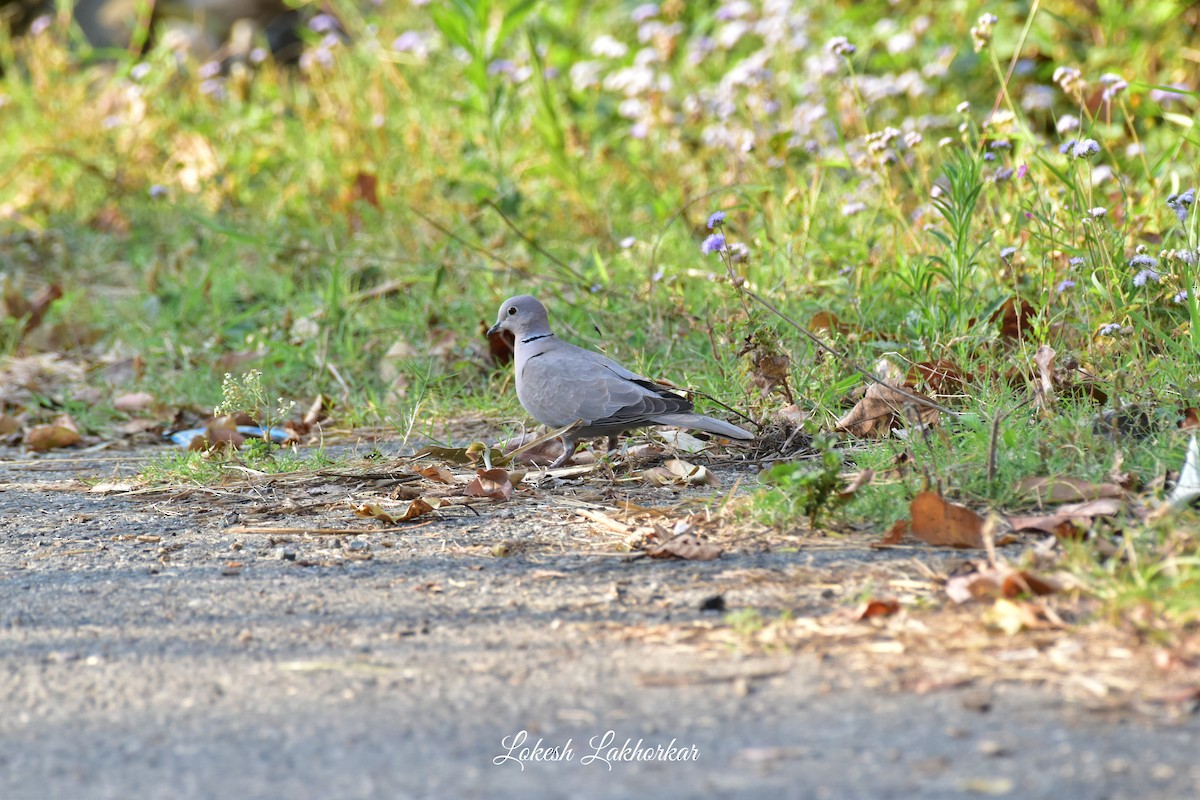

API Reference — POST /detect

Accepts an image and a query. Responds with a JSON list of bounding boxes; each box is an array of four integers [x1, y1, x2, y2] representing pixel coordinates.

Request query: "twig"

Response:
[[410, 208, 575, 286], [224, 521, 436, 536], [483, 199, 588, 285], [986, 395, 1033, 483]]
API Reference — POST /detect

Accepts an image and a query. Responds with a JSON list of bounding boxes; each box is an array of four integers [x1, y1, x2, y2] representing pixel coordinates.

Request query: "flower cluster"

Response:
[[701, 233, 727, 255], [1130, 252, 1161, 287], [825, 36, 856, 57], [1052, 66, 1087, 101], [1099, 72, 1128, 103], [1059, 138, 1100, 159], [970, 13, 998, 52], [1167, 189, 1195, 224]]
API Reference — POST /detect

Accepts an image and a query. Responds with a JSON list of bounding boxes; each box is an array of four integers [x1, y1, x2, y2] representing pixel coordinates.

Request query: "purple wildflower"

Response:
[[706, 210, 726, 229], [631, 3, 659, 22], [1167, 189, 1195, 224], [308, 13, 339, 33], [1057, 279, 1076, 292], [1098, 323, 1122, 336], [1175, 290, 1189, 303], [149, 185, 167, 199], [701, 233, 727, 255], [1133, 269, 1161, 287], [1072, 139, 1101, 159]]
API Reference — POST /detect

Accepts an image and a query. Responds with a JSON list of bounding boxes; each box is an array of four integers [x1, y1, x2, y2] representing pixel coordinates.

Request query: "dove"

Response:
[[488, 295, 754, 468]]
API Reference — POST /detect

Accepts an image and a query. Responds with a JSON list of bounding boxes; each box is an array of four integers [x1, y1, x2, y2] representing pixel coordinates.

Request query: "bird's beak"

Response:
[[486, 321, 502, 337]]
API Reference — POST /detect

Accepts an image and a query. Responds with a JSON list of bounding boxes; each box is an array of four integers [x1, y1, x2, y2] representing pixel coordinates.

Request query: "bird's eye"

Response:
[[507, 306, 517, 316]]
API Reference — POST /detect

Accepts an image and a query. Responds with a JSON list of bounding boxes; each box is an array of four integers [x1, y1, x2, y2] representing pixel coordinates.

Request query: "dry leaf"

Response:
[[1033, 344, 1056, 410], [658, 429, 707, 453], [1005, 497, 1124, 537], [750, 353, 793, 401], [984, 598, 1052, 635], [25, 415, 81, 452], [642, 458, 719, 487], [880, 518, 909, 545], [354, 498, 436, 524], [809, 310, 854, 336], [646, 533, 723, 561], [91, 481, 136, 493], [836, 382, 938, 438], [192, 415, 245, 451], [464, 468, 513, 500], [4, 282, 63, 335], [499, 432, 566, 466], [945, 565, 1061, 604], [415, 444, 506, 465], [909, 491, 985, 548], [484, 321, 514, 367], [838, 468, 874, 500], [351, 171, 379, 208], [417, 465, 457, 484], [1181, 408, 1200, 430], [907, 360, 969, 396], [854, 598, 900, 620], [113, 391, 156, 413], [0, 413, 20, 435], [1015, 476, 1125, 503], [993, 297, 1036, 341]]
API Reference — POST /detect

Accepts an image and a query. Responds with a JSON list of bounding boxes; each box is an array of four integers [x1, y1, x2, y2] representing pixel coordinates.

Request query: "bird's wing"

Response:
[[517, 340, 691, 429]]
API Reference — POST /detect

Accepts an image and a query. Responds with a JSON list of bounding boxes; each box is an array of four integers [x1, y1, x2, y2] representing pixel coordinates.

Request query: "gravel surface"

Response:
[[1, 445, 1197, 799]]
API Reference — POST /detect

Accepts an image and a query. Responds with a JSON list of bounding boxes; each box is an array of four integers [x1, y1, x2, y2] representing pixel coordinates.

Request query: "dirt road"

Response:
[[1, 446, 1197, 799]]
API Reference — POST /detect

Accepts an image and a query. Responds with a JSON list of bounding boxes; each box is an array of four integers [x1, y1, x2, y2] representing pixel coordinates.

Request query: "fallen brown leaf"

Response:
[[907, 360, 970, 396], [854, 598, 900, 620], [993, 296, 1037, 341], [984, 597, 1057, 635], [113, 391, 156, 413], [464, 468, 513, 500], [417, 465, 457, 484], [646, 533, 723, 561], [24, 415, 81, 452], [909, 491, 985, 548], [1181, 408, 1200, 430], [0, 413, 20, 436], [945, 565, 1061, 604], [641, 458, 719, 487], [1006, 497, 1124, 537], [836, 382, 939, 438], [484, 320, 515, 367], [1033, 344, 1056, 410], [879, 518, 909, 546], [1015, 476, 1125, 503], [838, 468, 874, 500], [353, 498, 436, 524]]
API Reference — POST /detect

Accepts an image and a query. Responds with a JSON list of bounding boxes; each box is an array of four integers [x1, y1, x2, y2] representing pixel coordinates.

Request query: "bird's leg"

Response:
[[606, 434, 619, 453], [548, 434, 580, 468]]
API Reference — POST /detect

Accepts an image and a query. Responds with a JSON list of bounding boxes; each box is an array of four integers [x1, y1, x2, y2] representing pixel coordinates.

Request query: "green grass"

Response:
[[2, 0, 1199, 625]]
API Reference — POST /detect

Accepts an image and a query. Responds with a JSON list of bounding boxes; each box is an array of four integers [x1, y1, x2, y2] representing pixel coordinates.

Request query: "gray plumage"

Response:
[[488, 295, 754, 468]]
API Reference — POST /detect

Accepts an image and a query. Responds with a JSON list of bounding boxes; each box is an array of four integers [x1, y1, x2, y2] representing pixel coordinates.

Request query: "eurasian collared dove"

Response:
[[488, 295, 754, 468]]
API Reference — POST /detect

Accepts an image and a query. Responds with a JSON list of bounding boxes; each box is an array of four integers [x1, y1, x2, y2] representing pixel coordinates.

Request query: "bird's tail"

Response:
[[653, 413, 754, 440]]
